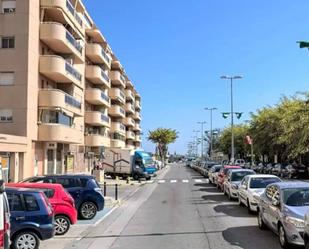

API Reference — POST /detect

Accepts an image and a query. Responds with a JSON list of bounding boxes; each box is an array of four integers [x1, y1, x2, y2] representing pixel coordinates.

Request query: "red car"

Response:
[[7, 183, 77, 235], [217, 165, 241, 191]]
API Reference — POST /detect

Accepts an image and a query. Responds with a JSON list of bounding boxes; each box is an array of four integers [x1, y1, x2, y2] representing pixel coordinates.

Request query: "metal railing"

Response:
[[65, 62, 82, 81], [119, 107, 125, 115], [101, 91, 110, 102], [64, 94, 81, 109], [101, 49, 110, 64], [101, 70, 110, 82], [65, 31, 82, 54], [66, 0, 83, 27], [101, 114, 110, 123]]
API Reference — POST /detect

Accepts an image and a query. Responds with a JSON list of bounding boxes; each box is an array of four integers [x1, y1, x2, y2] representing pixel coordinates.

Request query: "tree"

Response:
[[147, 128, 178, 163]]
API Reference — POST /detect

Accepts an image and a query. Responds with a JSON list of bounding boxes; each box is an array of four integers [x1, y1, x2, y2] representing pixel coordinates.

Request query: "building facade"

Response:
[[0, 0, 142, 181]]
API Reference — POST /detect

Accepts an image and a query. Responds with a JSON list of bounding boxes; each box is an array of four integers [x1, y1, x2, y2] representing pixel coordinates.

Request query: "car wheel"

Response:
[[79, 201, 97, 220], [305, 240, 309, 249], [13, 231, 39, 249], [257, 211, 267, 230], [55, 215, 71, 235], [133, 174, 139, 181], [146, 176, 151, 181], [278, 224, 290, 249]]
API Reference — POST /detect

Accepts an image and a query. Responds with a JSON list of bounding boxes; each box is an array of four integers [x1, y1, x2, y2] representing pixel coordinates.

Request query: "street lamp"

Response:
[[193, 130, 200, 157], [204, 107, 217, 159], [197, 121, 206, 158], [220, 75, 242, 163]]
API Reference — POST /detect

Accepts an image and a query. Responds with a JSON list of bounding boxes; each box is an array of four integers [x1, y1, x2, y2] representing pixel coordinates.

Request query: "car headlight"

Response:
[[285, 216, 305, 228]]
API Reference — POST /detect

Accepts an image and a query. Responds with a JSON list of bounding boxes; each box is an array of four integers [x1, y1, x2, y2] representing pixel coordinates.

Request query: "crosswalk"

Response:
[[146, 179, 209, 184]]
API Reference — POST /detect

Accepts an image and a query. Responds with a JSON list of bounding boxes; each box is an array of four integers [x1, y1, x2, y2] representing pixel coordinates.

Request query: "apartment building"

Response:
[[0, 0, 142, 181]]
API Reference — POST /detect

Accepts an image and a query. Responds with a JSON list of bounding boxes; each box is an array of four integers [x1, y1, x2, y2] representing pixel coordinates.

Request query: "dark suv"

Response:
[[21, 175, 105, 220], [6, 187, 55, 249]]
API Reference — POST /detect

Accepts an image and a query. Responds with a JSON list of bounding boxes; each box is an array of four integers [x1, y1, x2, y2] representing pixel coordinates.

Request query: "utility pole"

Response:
[[221, 75, 242, 163], [204, 107, 217, 159], [197, 121, 206, 159]]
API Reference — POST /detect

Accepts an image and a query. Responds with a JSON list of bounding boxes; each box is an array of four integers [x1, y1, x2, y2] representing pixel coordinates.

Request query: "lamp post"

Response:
[[193, 130, 200, 157], [220, 75, 242, 163], [204, 107, 217, 159], [197, 121, 206, 158]]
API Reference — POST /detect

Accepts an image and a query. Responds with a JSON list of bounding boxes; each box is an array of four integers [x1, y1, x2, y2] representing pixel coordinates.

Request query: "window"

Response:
[[24, 194, 40, 211], [0, 109, 13, 123], [56, 178, 75, 188], [2, 1, 16, 13], [0, 72, 14, 85], [1, 37, 14, 48], [7, 193, 24, 211]]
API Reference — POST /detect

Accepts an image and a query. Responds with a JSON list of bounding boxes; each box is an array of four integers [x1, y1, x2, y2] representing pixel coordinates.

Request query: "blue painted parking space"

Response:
[[76, 207, 112, 225]]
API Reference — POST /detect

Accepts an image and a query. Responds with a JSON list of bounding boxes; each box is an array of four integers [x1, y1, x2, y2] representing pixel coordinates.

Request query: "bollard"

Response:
[[115, 184, 118, 201], [138, 178, 141, 183], [103, 182, 106, 196], [126, 177, 130, 184]]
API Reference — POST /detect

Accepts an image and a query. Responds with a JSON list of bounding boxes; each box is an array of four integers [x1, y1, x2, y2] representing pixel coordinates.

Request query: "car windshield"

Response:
[[250, 178, 280, 188], [231, 171, 253, 181], [283, 188, 309, 206]]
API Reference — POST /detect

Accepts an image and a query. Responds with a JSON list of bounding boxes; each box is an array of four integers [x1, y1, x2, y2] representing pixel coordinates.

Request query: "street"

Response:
[[42, 163, 282, 249]]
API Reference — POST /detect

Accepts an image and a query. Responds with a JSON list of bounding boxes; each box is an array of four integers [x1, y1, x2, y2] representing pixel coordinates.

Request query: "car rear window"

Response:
[[56, 178, 75, 188], [24, 194, 40, 211], [31, 188, 55, 199]]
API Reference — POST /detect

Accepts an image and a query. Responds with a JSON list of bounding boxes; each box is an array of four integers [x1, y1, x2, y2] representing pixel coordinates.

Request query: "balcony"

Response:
[[124, 117, 135, 127], [135, 100, 142, 110], [38, 89, 83, 116], [41, 0, 85, 36], [111, 122, 126, 135], [85, 111, 110, 127], [108, 105, 126, 118], [133, 123, 141, 131], [85, 134, 110, 147], [39, 55, 82, 88], [85, 65, 110, 87], [111, 60, 123, 71], [110, 71, 126, 88], [125, 103, 135, 114], [38, 123, 83, 144], [126, 131, 135, 140], [134, 135, 142, 142], [111, 139, 126, 148], [85, 43, 111, 68], [134, 112, 141, 121], [125, 89, 135, 102], [40, 22, 83, 63], [85, 88, 110, 107], [109, 88, 126, 104]]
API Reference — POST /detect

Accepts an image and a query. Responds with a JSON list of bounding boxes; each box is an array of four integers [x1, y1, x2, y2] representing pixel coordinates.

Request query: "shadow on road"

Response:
[[201, 194, 227, 203], [214, 204, 253, 218], [222, 226, 281, 249], [197, 187, 222, 193]]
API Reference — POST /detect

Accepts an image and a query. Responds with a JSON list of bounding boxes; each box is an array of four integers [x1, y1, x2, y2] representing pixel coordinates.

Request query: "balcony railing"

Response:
[[64, 94, 81, 109], [101, 91, 110, 102], [120, 107, 125, 115], [65, 31, 82, 54], [101, 70, 110, 83], [101, 49, 110, 64], [65, 62, 82, 81], [120, 75, 126, 83], [66, 0, 82, 27], [120, 124, 126, 131], [101, 114, 110, 123], [120, 91, 125, 100]]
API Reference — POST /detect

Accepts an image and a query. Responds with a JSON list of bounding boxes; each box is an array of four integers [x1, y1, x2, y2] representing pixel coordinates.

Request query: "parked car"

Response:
[[199, 162, 218, 178], [208, 165, 222, 184], [257, 182, 309, 248], [238, 174, 281, 212], [285, 164, 298, 179], [217, 165, 242, 191], [0, 181, 10, 249], [255, 163, 265, 174], [234, 159, 246, 167], [223, 169, 255, 200], [8, 183, 77, 235], [6, 187, 55, 249], [21, 175, 105, 220]]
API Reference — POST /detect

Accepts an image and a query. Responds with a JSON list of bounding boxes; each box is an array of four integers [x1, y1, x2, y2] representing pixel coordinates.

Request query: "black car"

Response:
[[21, 175, 105, 220], [6, 187, 55, 249]]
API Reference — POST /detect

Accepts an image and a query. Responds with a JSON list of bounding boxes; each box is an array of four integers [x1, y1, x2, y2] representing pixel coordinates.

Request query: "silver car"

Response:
[[208, 165, 222, 184], [258, 182, 309, 248]]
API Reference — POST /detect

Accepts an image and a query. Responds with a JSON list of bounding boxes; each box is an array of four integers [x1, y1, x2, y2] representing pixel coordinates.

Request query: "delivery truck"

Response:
[[103, 149, 157, 180]]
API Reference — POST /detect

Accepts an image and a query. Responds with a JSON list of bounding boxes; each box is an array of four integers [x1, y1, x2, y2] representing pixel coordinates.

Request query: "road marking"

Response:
[[182, 179, 189, 183], [158, 180, 166, 183], [147, 180, 154, 184], [170, 180, 177, 183], [93, 206, 118, 227], [195, 179, 203, 183]]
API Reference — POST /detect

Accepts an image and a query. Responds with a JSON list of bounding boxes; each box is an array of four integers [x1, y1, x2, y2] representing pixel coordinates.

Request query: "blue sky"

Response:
[[84, 0, 309, 154]]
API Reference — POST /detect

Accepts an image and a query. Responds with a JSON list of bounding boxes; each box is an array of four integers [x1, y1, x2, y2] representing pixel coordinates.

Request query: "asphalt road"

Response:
[[59, 163, 283, 249]]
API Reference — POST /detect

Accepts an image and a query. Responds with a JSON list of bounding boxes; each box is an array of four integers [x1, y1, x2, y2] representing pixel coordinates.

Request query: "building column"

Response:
[[53, 148, 57, 174], [9, 152, 19, 182]]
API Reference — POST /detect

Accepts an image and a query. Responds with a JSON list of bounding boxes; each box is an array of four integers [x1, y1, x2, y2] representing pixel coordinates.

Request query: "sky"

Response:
[[84, 0, 309, 154]]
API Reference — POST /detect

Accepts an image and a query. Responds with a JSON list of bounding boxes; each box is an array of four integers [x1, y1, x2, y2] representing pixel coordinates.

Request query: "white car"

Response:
[[208, 165, 222, 184], [238, 174, 281, 212], [223, 169, 255, 200]]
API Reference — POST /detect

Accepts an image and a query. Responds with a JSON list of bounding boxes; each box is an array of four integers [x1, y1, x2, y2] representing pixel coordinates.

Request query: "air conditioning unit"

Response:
[[8, 8, 15, 13]]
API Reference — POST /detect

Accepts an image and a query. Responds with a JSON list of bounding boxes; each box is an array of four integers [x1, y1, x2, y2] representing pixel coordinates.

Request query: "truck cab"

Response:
[[133, 151, 157, 180]]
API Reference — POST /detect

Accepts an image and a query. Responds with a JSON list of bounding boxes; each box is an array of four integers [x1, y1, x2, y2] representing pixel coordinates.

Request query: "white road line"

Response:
[[195, 179, 203, 183], [147, 180, 154, 184], [93, 206, 118, 227], [158, 180, 166, 183], [170, 180, 177, 183], [182, 179, 189, 183]]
